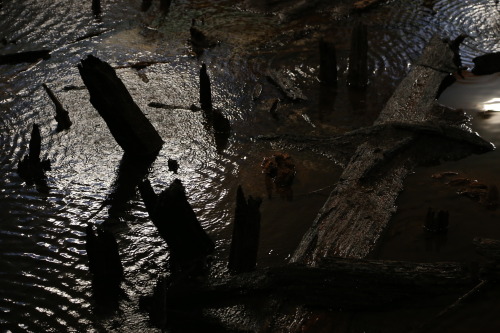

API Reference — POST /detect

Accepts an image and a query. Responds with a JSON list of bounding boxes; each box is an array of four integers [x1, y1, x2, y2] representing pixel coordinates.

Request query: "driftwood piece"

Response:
[[228, 186, 262, 273], [473, 237, 500, 261], [42, 83, 72, 131], [319, 39, 337, 86], [347, 23, 368, 88], [168, 258, 475, 310], [139, 179, 215, 274], [78, 55, 163, 157], [0, 49, 51, 65], [17, 124, 51, 185], [92, 0, 101, 17], [85, 224, 124, 306]]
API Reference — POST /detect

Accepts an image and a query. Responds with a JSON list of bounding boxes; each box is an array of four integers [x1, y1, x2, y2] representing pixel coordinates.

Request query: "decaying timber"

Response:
[[319, 39, 337, 86], [291, 35, 484, 264], [17, 124, 51, 186], [42, 83, 72, 131], [78, 55, 163, 157], [347, 23, 368, 88], [168, 258, 475, 310], [139, 179, 214, 274], [228, 186, 262, 273], [0, 49, 51, 65]]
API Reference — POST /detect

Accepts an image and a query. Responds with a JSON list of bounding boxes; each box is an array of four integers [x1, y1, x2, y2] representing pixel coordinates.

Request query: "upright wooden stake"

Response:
[[347, 23, 368, 88], [319, 38, 337, 86]]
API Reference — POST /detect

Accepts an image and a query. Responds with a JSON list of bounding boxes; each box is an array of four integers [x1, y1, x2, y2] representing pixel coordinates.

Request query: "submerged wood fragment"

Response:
[[78, 55, 163, 157], [0, 49, 50, 65], [42, 83, 72, 131], [139, 179, 214, 274], [228, 186, 262, 274]]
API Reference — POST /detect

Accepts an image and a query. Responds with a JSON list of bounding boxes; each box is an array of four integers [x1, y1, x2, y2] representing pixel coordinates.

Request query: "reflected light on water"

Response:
[[483, 97, 500, 111]]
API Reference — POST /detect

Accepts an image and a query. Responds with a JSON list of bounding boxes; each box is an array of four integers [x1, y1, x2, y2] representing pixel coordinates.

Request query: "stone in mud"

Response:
[[42, 83, 72, 131], [228, 186, 262, 274], [472, 52, 500, 75], [78, 55, 163, 157]]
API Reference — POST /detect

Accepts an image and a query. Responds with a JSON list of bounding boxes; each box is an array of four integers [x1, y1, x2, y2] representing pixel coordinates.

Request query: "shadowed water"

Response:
[[2, 0, 500, 331]]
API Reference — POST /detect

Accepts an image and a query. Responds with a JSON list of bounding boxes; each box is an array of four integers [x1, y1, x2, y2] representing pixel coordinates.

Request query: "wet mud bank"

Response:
[[2, 0, 500, 332]]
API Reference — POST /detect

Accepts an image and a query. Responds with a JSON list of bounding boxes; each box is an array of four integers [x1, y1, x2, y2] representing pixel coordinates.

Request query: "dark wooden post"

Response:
[[17, 124, 51, 185], [139, 179, 215, 274], [92, 0, 101, 17], [347, 23, 368, 88], [319, 38, 337, 86], [78, 55, 163, 157], [228, 186, 262, 274], [42, 83, 72, 131], [200, 63, 212, 112], [160, 0, 172, 12]]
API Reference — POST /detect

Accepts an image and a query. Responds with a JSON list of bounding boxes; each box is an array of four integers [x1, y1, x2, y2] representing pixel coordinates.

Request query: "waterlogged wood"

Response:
[[168, 259, 474, 309], [319, 39, 337, 86], [78, 55, 163, 157], [291, 35, 465, 264], [138, 179, 215, 273], [347, 23, 368, 88], [473, 237, 500, 261], [353, 0, 387, 11], [228, 186, 262, 273], [0, 49, 50, 65], [42, 83, 72, 131]]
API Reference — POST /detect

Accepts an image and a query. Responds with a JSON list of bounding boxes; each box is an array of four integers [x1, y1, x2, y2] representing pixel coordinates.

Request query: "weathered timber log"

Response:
[[85, 224, 124, 305], [17, 124, 51, 185], [92, 0, 101, 17], [139, 179, 215, 274], [199, 63, 230, 151], [78, 55, 163, 157], [319, 38, 337, 86], [200, 63, 213, 112], [141, 0, 153, 12], [0, 49, 50, 65], [228, 186, 262, 273], [347, 23, 368, 88], [168, 258, 475, 310], [42, 83, 72, 131], [471, 52, 500, 75], [160, 0, 172, 12], [473, 237, 500, 261], [353, 0, 387, 11]]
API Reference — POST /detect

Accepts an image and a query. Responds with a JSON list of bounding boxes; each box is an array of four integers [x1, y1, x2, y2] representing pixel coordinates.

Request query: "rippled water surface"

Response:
[[2, 0, 500, 331]]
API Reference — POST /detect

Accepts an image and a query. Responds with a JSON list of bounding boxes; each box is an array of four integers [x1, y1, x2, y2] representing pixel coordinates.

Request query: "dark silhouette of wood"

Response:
[[200, 63, 213, 112], [78, 55, 163, 157], [228, 186, 262, 274], [0, 49, 50, 65], [160, 0, 172, 12], [347, 23, 368, 88], [139, 179, 214, 274], [141, 0, 153, 11], [319, 38, 337, 86], [168, 259, 475, 310], [167, 158, 179, 174], [17, 124, 51, 185], [85, 224, 124, 306], [472, 52, 500, 75], [92, 0, 101, 17], [42, 83, 72, 131]]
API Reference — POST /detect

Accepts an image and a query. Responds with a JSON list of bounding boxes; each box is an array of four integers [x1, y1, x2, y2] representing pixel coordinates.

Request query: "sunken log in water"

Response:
[[199, 63, 230, 151], [42, 83, 72, 131], [471, 52, 500, 75], [17, 124, 51, 185], [139, 179, 214, 274], [167, 258, 475, 310], [319, 38, 337, 86], [85, 224, 124, 306], [347, 22, 368, 88], [228, 186, 262, 274], [0, 49, 51, 65], [78, 55, 163, 157]]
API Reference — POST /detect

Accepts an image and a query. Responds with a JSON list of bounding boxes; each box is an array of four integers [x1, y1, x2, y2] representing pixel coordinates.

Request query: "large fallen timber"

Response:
[[78, 55, 163, 157]]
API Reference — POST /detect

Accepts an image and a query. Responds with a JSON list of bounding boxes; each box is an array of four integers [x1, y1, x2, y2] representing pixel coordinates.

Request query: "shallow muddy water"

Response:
[[2, 0, 500, 332]]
